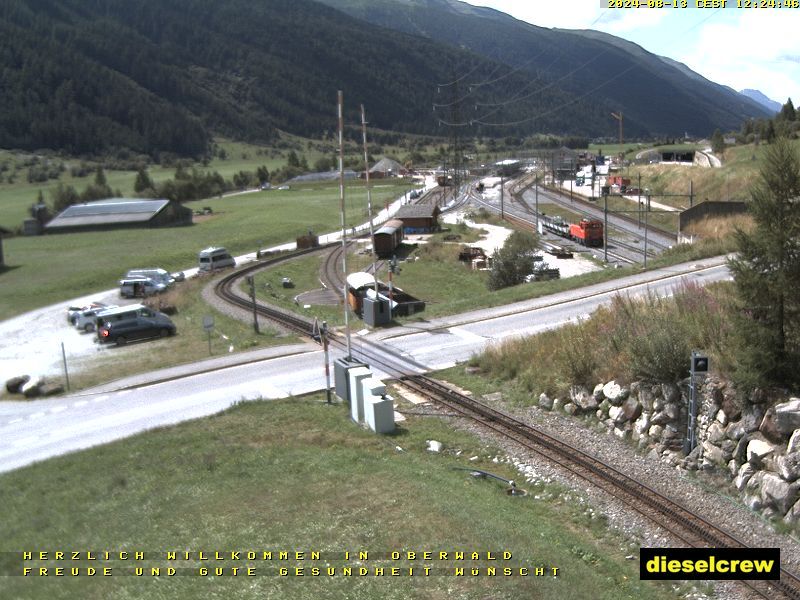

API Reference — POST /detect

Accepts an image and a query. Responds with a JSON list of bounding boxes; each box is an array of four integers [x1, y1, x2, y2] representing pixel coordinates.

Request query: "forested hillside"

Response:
[[0, 0, 604, 158], [320, 0, 771, 137]]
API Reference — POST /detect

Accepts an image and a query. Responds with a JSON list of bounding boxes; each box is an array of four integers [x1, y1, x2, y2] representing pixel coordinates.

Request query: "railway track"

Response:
[[212, 255, 800, 599]]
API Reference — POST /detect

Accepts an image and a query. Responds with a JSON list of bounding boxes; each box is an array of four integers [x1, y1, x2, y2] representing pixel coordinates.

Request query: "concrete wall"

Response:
[[679, 201, 748, 234]]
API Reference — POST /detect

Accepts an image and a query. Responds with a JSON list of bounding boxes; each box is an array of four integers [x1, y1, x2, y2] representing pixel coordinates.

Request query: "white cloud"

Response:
[[678, 11, 800, 103]]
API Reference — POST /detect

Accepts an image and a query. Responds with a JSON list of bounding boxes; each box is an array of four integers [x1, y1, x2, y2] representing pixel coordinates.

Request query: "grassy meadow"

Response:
[[0, 394, 684, 600], [0, 178, 414, 320]]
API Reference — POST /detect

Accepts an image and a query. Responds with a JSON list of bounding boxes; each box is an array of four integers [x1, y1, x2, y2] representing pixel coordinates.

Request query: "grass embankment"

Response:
[[0, 179, 413, 320], [470, 280, 736, 401], [609, 140, 800, 208], [0, 394, 681, 600]]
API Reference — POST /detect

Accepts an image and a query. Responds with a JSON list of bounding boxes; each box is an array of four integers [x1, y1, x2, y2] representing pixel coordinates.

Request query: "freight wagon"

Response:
[[373, 219, 404, 258]]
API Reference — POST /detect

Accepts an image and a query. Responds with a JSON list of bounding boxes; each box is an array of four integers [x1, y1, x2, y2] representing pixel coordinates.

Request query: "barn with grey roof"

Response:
[[44, 198, 192, 233]]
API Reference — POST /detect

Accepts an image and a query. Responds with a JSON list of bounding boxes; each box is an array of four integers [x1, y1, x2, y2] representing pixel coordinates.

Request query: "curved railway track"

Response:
[[212, 254, 800, 599]]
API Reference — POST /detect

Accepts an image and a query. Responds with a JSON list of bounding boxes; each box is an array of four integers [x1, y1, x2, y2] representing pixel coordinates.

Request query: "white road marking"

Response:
[[8, 418, 22, 425]]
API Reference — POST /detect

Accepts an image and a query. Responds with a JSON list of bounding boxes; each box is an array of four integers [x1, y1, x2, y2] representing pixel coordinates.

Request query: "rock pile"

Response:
[[539, 378, 800, 527]]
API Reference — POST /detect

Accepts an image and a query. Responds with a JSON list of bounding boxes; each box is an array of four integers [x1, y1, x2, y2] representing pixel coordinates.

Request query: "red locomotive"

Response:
[[568, 219, 603, 247]]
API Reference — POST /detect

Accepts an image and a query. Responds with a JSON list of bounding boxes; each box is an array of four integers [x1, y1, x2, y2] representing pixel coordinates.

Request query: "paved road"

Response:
[[0, 256, 732, 474]]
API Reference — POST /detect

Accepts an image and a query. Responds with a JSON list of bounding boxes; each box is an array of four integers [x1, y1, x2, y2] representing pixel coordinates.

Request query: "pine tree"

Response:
[[134, 168, 154, 194], [711, 128, 725, 154], [781, 98, 796, 122], [728, 137, 800, 388]]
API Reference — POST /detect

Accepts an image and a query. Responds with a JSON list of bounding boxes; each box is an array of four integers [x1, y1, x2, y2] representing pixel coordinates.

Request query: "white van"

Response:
[[125, 268, 175, 286], [198, 247, 236, 271]]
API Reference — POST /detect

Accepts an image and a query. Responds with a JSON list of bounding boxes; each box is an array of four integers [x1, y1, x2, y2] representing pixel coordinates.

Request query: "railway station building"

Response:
[[394, 204, 440, 234]]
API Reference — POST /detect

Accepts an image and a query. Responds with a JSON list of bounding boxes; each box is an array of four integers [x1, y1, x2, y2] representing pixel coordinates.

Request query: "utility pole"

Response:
[[337, 90, 352, 358], [535, 176, 540, 232], [603, 186, 609, 263], [361, 104, 379, 296], [611, 111, 623, 145], [321, 320, 331, 404], [500, 172, 505, 220], [246, 275, 259, 334]]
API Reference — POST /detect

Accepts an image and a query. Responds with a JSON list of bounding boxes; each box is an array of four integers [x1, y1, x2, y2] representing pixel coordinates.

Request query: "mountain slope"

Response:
[[740, 89, 782, 114], [0, 0, 607, 157], [319, 0, 771, 137]]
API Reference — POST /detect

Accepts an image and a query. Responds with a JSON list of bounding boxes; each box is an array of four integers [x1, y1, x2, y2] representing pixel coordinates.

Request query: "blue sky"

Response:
[[462, 1, 800, 106]]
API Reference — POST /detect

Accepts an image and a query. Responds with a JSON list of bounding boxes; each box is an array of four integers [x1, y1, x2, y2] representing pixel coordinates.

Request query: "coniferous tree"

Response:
[[134, 168, 154, 194], [728, 137, 800, 389]]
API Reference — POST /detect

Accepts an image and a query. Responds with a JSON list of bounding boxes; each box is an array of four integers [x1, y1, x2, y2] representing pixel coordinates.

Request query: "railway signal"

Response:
[[685, 351, 709, 454]]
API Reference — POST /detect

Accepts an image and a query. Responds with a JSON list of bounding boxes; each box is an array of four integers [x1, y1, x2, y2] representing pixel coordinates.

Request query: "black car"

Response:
[[97, 307, 176, 346]]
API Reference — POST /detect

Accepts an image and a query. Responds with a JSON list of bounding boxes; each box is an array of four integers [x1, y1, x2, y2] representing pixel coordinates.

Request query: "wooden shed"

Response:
[[395, 205, 440, 234]]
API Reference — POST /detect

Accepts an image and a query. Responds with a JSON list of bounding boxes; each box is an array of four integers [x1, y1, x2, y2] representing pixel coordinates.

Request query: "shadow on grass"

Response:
[[0, 264, 20, 275]]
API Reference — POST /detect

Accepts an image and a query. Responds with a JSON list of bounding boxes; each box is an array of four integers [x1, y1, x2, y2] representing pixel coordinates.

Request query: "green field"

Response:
[[0, 394, 683, 600], [0, 179, 414, 319]]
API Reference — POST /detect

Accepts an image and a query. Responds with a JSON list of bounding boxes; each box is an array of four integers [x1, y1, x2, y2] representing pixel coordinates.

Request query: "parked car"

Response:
[[96, 305, 176, 346], [124, 268, 175, 287], [66, 302, 108, 325], [74, 305, 119, 332], [119, 277, 168, 298]]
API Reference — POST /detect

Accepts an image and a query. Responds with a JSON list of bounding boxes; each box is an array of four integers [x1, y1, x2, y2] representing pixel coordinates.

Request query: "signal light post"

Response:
[[684, 351, 709, 454]]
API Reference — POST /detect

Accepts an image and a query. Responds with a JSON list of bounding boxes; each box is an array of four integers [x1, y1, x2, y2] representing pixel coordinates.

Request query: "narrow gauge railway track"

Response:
[[530, 185, 674, 252], [213, 255, 800, 599], [468, 190, 636, 264], [509, 186, 667, 257]]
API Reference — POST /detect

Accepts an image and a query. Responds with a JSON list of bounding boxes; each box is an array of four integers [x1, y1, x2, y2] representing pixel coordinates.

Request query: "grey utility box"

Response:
[[348, 367, 373, 423], [361, 376, 394, 434], [333, 357, 367, 403], [363, 297, 391, 327]]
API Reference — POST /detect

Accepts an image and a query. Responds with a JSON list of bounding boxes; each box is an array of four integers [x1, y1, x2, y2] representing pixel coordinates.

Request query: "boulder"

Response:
[[728, 408, 765, 440], [789, 429, 800, 455], [733, 435, 750, 463], [5, 375, 30, 394], [563, 403, 578, 416], [777, 453, 800, 482], [638, 385, 655, 412], [661, 382, 681, 404], [747, 438, 776, 465], [21, 377, 44, 398], [760, 473, 800, 515], [609, 406, 626, 424], [772, 399, 800, 436], [715, 410, 728, 426], [621, 397, 642, 421], [784, 498, 800, 525], [720, 393, 742, 421], [648, 424, 664, 439], [570, 386, 598, 411], [39, 383, 64, 397], [728, 459, 740, 478], [602, 381, 623, 404], [744, 494, 763, 511], [592, 382, 605, 401], [538, 393, 553, 410], [706, 422, 726, 444], [664, 402, 680, 422], [720, 439, 736, 462], [552, 398, 564, 413], [634, 413, 651, 436], [702, 440, 725, 466], [651, 411, 672, 426]]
